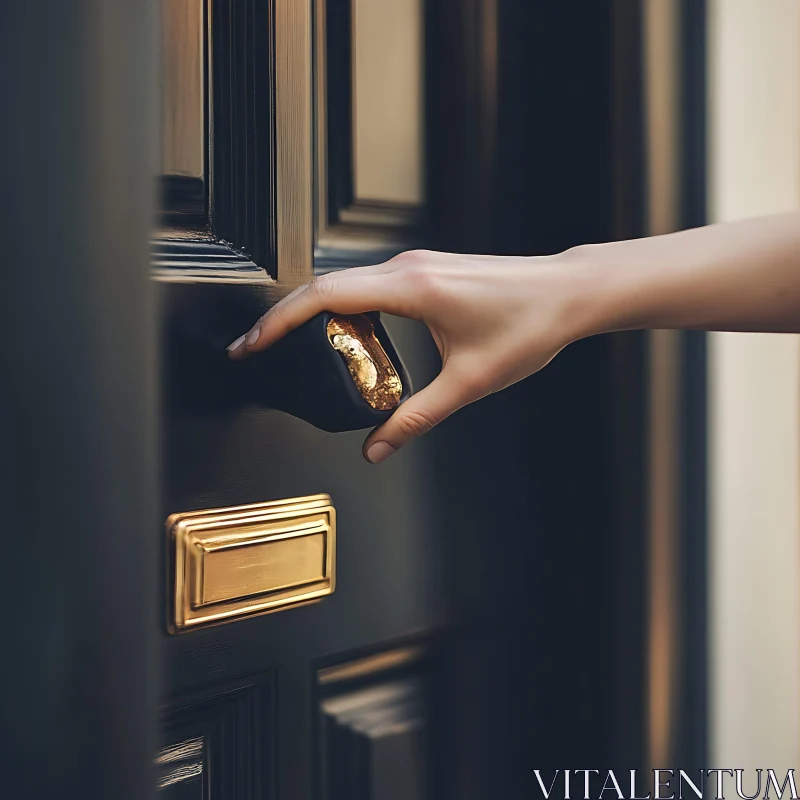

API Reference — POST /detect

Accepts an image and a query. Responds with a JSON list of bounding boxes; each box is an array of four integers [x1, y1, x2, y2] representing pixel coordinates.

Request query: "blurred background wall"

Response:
[[708, 0, 800, 772]]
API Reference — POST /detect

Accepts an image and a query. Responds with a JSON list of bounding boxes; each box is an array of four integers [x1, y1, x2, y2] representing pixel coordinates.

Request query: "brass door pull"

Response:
[[165, 300, 412, 432], [241, 311, 412, 432], [326, 315, 403, 410], [168, 494, 335, 631]]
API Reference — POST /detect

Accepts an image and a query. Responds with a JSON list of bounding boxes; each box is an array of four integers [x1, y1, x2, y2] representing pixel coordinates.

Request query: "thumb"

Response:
[[362, 368, 477, 463]]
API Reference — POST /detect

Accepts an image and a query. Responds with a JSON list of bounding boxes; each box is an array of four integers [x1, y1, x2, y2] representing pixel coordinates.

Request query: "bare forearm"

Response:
[[572, 212, 800, 337]]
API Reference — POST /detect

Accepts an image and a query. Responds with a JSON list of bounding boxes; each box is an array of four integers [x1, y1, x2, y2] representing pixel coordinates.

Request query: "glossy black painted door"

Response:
[[155, 1, 441, 799]]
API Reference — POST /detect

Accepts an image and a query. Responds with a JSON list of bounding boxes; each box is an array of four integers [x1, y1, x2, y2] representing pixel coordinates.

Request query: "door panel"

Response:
[[316, 0, 426, 264], [157, 671, 274, 798], [351, 0, 424, 206], [319, 671, 428, 800]]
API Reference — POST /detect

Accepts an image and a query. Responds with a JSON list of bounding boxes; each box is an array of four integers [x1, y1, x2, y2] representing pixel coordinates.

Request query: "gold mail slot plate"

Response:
[[167, 494, 335, 632]]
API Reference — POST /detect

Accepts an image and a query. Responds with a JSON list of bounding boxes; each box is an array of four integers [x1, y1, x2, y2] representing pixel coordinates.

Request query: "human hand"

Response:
[[227, 249, 592, 463]]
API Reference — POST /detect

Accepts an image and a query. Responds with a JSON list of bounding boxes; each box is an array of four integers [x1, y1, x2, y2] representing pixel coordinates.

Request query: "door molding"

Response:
[[275, 0, 314, 283], [314, 0, 427, 268], [155, 0, 316, 287]]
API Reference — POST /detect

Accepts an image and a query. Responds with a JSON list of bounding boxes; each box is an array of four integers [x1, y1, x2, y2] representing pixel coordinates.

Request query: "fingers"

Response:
[[227, 269, 404, 359], [362, 367, 478, 463]]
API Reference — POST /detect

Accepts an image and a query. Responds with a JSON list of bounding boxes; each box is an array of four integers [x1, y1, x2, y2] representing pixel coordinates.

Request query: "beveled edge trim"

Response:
[[151, 237, 273, 284], [151, 268, 271, 284], [317, 645, 426, 686]]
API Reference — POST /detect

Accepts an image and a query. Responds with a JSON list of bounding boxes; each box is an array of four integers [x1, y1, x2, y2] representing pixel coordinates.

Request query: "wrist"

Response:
[[554, 242, 636, 342]]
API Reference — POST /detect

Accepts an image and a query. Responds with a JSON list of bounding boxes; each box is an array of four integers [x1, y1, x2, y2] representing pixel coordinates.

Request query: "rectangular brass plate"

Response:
[[167, 494, 335, 631]]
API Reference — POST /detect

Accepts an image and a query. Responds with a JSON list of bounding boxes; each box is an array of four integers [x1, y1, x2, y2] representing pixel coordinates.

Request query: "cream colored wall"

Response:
[[708, 0, 800, 771]]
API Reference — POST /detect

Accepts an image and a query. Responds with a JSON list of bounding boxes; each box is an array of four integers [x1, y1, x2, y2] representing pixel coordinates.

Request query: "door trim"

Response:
[[276, 0, 314, 283], [156, 0, 317, 287]]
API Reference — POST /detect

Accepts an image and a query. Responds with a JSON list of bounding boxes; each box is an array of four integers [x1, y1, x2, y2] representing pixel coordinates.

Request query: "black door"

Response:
[[156, 1, 442, 798]]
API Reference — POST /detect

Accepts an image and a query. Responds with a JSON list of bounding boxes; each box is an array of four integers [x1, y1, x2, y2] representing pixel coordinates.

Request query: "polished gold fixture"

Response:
[[168, 494, 335, 631], [327, 315, 403, 409]]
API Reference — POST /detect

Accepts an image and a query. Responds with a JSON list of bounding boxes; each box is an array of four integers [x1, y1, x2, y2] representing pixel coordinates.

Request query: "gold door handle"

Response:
[[167, 494, 335, 632], [229, 311, 411, 433], [327, 315, 403, 410]]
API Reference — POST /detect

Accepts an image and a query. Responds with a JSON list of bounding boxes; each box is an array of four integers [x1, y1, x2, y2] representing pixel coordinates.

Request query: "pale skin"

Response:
[[227, 211, 800, 463]]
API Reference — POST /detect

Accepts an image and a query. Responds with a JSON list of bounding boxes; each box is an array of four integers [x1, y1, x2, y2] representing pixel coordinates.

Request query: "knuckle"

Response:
[[393, 248, 431, 265], [307, 273, 338, 301], [392, 250, 445, 294], [262, 304, 284, 330], [394, 407, 441, 438]]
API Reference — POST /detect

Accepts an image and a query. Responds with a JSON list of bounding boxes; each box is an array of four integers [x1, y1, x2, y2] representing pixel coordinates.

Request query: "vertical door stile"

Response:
[[275, 0, 314, 283]]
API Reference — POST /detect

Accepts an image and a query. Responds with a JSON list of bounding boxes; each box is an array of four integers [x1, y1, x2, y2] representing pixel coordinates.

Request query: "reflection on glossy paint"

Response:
[[155, 736, 204, 791]]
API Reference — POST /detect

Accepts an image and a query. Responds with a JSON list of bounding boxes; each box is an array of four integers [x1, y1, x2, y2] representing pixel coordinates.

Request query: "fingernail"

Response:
[[227, 334, 246, 352], [365, 441, 396, 464], [245, 327, 261, 346]]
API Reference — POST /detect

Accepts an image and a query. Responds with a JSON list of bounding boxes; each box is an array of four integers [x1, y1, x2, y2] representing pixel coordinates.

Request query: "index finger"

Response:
[[227, 270, 405, 359]]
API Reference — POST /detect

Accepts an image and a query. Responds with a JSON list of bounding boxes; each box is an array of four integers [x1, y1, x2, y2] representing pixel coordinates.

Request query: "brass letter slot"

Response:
[[167, 494, 335, 631]]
